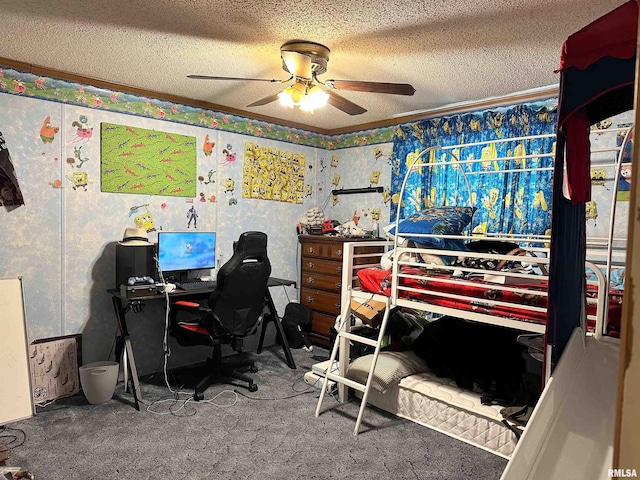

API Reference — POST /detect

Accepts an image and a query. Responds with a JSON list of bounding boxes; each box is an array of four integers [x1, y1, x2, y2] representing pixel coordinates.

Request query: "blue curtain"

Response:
[[390, 100, 557, 238]]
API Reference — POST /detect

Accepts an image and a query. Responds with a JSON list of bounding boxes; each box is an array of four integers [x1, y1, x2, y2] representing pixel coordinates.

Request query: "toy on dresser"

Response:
[[300, 207, 325, 235]]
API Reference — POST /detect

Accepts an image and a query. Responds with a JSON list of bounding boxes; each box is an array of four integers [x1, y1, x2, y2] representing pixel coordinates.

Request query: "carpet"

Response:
[[3, 346, 507, 479]]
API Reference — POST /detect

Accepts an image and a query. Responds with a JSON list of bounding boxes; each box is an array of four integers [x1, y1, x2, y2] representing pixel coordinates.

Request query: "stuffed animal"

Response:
[[334, 220, 366, 237]]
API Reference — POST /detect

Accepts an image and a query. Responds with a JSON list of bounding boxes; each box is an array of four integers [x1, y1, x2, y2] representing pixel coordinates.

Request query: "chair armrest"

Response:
[[171, 300, 211, 314]]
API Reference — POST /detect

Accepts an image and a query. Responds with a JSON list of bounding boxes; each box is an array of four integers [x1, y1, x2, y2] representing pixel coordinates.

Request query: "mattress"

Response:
[[361, 372, 518, 459]]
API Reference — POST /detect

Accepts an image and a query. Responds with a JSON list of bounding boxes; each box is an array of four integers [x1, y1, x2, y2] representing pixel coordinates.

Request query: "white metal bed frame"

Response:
[[316, 127, 629, 439]]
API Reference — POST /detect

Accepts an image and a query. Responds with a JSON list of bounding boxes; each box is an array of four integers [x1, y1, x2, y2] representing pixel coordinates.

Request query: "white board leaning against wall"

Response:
[[0, 277, 34, 424]]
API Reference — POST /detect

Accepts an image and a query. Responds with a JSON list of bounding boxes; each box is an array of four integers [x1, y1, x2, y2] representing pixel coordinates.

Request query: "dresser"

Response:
[[298, 235, 383, 346]]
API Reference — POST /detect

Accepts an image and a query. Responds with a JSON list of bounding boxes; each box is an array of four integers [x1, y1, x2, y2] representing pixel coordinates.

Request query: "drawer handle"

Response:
[[307, 247, 315, 254], [336, 249, 342, 256], [335, 303, 341, 309], [335, 282, 341, 289], [306, 277, 315, 284], [335, 266, 342, 273], [305, 296, 314, 303], [306, 262, 314, 269]]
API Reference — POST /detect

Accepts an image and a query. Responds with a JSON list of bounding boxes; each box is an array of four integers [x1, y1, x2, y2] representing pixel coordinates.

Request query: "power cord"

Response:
[[233, 388, 315, 401], [0, 425, 26, 449], [145, 389, 239, 416]]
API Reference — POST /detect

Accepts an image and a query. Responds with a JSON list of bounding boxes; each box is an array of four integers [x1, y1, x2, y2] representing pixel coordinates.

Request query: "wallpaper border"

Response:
[[0, 66, 401, 150], [0, 65, 556, 151]]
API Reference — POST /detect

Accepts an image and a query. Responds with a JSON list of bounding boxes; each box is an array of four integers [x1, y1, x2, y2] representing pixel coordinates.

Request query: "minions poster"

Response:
[[100, 123, 197, 197], [242, 142, 305, 203]]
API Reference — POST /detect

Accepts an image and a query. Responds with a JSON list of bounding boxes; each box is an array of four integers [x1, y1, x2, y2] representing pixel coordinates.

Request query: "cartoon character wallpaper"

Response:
[[590, 168, 606, 186], [39, 116, 59, 143], [618, 165, 632, 201], [66, 171, 91, 191], [221, 144, 236, 165], [66, 146, 89, 169], [203, 134, 215, 156], [223, 178, 235, 193], [68, 115, 93, 144], [586, 200, 598, 223], [134, 212, 155, 232]]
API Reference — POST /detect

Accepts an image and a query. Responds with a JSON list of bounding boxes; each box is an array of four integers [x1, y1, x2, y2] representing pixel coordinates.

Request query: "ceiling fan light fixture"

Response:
[[278, 82, 329, 113], [299, 85, 329, 113], [278, 81, 306, 108], [190, 39, 414, 116]]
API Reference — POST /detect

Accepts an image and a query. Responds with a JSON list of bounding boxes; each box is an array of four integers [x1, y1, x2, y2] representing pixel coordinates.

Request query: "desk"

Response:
[[107, 277, 297, 410]]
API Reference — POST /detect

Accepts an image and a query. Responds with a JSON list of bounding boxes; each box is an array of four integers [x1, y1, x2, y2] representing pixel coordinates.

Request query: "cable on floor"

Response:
[[0, 426, 26, 449], [146, 389, 238, 416], [233, 388, 315, 401]]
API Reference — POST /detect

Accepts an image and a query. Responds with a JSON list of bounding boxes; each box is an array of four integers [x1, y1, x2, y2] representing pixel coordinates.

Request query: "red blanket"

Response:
[[357, 267, 622, 335]]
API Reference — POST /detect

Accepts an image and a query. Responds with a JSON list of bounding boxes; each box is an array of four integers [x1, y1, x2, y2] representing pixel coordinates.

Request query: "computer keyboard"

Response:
[[178, 280, 216, 290]]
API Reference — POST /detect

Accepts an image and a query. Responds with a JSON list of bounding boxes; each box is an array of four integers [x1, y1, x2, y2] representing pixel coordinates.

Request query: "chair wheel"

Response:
[[248, 383, 258, 392], [249, 365, 258, 373]]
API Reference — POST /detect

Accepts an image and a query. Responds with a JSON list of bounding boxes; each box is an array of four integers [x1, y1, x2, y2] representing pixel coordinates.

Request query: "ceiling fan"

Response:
[[188, 40, 416, 115]]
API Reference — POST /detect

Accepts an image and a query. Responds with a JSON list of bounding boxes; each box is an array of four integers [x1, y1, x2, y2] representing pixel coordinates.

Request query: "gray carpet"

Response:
[[4, 346, 507, 479]]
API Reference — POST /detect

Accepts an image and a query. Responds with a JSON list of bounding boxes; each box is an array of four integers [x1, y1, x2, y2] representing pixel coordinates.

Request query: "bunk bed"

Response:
[[316, 124, 629, 458]]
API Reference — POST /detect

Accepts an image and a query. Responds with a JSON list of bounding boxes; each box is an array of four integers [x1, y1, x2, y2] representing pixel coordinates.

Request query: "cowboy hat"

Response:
[[119, 227, 151, 246]]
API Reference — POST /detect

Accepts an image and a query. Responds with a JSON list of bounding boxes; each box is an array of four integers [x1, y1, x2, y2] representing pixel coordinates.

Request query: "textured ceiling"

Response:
[[0, 0, 626, 132]]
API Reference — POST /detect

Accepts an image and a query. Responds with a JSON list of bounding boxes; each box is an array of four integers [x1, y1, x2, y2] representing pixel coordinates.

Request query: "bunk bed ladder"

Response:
[[314, 296, 392, 436]]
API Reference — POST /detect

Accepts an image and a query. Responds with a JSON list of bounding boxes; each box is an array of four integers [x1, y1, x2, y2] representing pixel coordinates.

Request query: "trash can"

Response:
[[79, 361, 119, 404]]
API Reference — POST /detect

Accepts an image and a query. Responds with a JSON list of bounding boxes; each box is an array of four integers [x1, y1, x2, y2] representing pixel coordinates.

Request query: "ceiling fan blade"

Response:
[[187, 74, 286, 83], [281, 51, 312, 79], [246, 92, 281, 108], [327, 91, 367, 115], [325, 79, 416, 96]]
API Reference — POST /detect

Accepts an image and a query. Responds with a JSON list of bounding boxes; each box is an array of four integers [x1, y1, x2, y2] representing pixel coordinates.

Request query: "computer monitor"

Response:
[[157, 231, 216, 278]]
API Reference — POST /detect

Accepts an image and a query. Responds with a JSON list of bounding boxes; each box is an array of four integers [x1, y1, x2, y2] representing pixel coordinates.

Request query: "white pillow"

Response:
[[380, 249, 420, 270], [346, 351, 429, 393], [419, 252, 445, 265]]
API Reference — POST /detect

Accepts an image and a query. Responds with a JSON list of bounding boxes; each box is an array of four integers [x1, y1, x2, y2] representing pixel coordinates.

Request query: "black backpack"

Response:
[[279, 303, 313, 349]]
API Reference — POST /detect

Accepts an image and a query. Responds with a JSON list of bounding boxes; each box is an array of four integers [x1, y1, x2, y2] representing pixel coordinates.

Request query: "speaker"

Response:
[[115, 244, 156, 288]]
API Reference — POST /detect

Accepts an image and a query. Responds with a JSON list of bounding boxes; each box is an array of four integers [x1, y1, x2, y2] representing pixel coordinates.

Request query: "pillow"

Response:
[[415, 238, 468, 265], [386, 206, 475, 248], [465, 240, 520, 254], [380, 248, 421, 270], [417, 252, 446, 266], [346, 351, 429, 393]]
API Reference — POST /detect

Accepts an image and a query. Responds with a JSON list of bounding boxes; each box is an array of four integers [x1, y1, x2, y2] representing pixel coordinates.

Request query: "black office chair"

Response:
[[169, 231, 271, 399]]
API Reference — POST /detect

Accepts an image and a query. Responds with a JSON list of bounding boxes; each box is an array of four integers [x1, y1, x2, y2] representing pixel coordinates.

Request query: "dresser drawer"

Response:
[[301, 257, 342, 276], [300, 287, 342, 316], [309, 311, 336, 345], [300, 242, 345, 260], [300, 271, 342, 293]]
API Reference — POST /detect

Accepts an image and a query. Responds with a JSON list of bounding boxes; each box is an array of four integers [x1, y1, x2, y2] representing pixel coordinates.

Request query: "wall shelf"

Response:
[[331, 186, 384, 196]]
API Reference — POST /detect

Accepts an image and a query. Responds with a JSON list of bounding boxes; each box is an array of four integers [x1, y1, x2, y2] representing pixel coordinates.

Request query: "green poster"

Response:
[[100, 123, 197, 197]]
